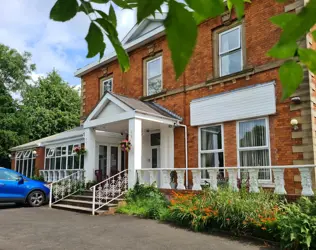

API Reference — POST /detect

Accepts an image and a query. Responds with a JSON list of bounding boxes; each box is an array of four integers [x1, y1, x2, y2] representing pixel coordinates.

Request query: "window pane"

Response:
[[239, 119, 266, 147], [61, 157, 67, 169], [148, 75, 162, 95], [103, 78, 113, 93], [61, 147, 67, 156], [80, 155, 84, 169], [148, 57, 161, 79], [56, 157, 61, 170], [45, 158, 50, 170], [220, 49, 242, 76], [201, 152, 224, 178], [56, 147, 61, 157], [51, 158, 55, 170], [27, 159, 32, 177], [74, 156, 80, 169], [151, 133, 161, 146], [239, 149, 270, 180], [201, 126, 222, 150], [220, 27, 240, 54], [68, 145, 73, 155], [67, 156, 73, 169]]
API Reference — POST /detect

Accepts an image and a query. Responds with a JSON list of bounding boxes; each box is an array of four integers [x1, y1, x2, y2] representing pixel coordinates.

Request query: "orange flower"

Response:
[[261, 227, 267, 231]]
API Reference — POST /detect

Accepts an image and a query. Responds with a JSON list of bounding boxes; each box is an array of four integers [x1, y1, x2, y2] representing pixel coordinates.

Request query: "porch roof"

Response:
[[84, 92, 182, 129]]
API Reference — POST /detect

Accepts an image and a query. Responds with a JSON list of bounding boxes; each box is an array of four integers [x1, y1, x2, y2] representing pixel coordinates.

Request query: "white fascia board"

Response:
[[74, 26, 165, 77], [135, 111, 177, 125], [84, 110, 136, 128]]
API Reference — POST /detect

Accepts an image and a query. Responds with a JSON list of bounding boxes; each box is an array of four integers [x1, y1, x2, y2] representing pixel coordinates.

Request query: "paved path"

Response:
[[0, 205, 276, 250]]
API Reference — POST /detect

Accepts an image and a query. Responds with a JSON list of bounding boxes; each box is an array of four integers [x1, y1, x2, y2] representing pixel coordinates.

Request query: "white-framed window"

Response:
[[100, 77, 113, 97], [15, 150, 36, 178], [45, 144, 84, 170], [237, 117, 271, 181], [199, 125, 224, 179], [146, 56, 162, 96], [219, 25, 243, 76]]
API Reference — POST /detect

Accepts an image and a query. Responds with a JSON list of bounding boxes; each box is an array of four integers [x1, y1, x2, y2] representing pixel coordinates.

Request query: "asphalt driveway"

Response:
[[0, 205, 276, 250]]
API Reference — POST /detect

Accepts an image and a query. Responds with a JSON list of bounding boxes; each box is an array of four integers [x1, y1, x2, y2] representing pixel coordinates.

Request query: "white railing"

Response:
[[137, 165, 316, 196], [49, 170, 85, 207], [41, 169, 84, 182], [90, 169, 128, 215]]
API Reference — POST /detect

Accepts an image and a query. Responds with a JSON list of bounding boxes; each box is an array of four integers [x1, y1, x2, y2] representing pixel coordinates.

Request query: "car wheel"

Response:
[[27, 191, 45, 207]]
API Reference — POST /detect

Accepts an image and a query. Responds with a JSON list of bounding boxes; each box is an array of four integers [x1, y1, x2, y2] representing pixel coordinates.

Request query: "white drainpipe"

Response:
[[175, 123, 188, 188]]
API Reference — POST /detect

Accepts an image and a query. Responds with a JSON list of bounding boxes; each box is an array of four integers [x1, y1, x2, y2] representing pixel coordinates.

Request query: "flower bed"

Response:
[[117, 184, 316, 250]]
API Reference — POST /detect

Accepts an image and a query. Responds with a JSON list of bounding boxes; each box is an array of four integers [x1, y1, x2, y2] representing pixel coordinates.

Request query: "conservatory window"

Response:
[[15, 150, 36, 178], [45, 144, 84, 170]]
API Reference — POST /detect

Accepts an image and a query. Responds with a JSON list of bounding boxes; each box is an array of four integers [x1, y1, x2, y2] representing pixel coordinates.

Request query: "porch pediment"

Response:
[[84, 92, 182, 129]]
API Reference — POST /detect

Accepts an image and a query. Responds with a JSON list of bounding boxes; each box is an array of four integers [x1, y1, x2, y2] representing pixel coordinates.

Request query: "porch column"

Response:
[[84, 128, 97, 181], [128, 118, 142, 189]]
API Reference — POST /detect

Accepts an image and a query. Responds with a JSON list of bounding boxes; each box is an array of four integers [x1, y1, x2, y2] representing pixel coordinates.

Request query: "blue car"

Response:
[[0, 167, 50, 207]]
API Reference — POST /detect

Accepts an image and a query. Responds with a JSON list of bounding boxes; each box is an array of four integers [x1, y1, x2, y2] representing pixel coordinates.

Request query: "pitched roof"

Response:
[[110, 92, 182, 121], [74, 14, 166, 77]]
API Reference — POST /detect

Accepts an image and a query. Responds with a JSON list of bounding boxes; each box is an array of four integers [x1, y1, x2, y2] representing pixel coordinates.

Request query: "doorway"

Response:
[[98, 145, 121, 181]]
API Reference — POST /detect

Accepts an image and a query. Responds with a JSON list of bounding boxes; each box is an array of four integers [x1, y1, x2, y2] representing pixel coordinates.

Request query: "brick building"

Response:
[[11, 0, 316, 195]]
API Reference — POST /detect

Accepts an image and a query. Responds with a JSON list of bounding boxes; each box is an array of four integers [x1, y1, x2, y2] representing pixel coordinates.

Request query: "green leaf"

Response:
[[267, 41, 297, 59], [312, 30, 316, 41], [306, 235, 312, 247], [279, 61, 304, 100], [136, 0, 164, 23], [164, 1, 197, 79], [185, 0, 225, 19], [50, 0, 79, 22], [298, 48, 316, 74], [109, 4, 117, 27], [96, 10, 109, 20], [85, 22, 106, 59], [78, 1, 94, 14], [95, 19, 130, 71], [227, 0, 233, 11], [90, 0, 109, 3], [270, 13, 296, 29], [279, 0, 316, 45], [229, 0, 245, 19]]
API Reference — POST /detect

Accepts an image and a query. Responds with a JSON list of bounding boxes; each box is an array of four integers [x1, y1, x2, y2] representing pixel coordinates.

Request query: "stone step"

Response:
[[70, 195, 124, 203], [51, 204, 108, 215], [58, 199, 118, 209]]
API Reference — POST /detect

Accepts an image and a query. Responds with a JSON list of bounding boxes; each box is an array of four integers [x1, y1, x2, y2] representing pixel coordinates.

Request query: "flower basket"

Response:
[[120, 139, 132, 152], [73, 146, 87, 156]]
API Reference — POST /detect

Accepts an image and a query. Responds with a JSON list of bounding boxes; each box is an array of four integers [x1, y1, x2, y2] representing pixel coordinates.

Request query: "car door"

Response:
[[0, 169, 26, 202]]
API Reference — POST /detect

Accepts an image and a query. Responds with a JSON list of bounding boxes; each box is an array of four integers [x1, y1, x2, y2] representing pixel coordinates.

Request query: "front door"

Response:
[[151, 146, 160, 169], [98, 145, 120, 181]]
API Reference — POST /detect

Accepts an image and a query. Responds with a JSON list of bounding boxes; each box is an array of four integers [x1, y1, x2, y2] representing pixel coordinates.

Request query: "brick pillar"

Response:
[[10, 152, 16, 170], [35, 147, 45, 176]]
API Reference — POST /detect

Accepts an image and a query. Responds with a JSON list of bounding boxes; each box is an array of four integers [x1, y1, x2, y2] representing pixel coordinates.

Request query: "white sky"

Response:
[[0, 0, 136, 87]]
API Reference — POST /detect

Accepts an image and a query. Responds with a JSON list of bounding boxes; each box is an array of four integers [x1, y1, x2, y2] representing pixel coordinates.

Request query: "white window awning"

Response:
[[190, 82, 276, 126]]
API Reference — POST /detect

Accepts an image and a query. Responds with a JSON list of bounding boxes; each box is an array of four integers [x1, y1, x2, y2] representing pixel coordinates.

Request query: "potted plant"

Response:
[[120, 139, 132, 152], [170, 170, 177, 189], [73, 146, 87, 156]]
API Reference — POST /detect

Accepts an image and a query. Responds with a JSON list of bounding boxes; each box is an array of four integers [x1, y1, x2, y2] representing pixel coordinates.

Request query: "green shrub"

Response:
[[117, 183, 169, 220], [277, 197, 316, 250], [167, 187, 280, 240], [32, 175, 45, 182]]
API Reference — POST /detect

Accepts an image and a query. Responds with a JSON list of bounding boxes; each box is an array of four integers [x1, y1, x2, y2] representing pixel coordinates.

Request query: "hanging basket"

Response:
[[120, 139, 132, 152], [73, 146, 87, 156]]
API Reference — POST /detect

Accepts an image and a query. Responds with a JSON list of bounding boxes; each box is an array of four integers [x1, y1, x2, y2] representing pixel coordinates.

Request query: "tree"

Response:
[[0, 84, 28, 168], [49, 0, 316, 100], [0, 44, 36, 91], [20, 70, 81, 141]]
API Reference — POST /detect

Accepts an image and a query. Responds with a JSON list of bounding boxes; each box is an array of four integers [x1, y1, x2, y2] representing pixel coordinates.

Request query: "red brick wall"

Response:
[[81, 0, 308, 193], [35, 147, 45, 175]]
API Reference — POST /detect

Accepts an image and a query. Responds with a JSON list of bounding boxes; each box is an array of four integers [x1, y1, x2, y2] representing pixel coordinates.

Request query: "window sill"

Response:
[[140, 89, 167, 101], [206, 68, 254, 86], [259, 182, 275, 188]]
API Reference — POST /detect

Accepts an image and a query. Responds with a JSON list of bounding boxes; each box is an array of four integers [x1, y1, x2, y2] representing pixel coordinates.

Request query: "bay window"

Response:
[[238, 118, 271, 181], [199, 125, 224, 179]]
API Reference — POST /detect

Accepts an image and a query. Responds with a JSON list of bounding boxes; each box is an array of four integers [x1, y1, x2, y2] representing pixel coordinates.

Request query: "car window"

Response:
[[0, 170, 21, 180]]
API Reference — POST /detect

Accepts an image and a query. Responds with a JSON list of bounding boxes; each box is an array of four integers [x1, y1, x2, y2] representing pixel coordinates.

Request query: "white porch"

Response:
[[83, 92, 180, 188]]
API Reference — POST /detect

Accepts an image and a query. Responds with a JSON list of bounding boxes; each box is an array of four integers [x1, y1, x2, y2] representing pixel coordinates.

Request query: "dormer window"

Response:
[[100, 76, 113, 97], [144, 54, 162, 96]]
